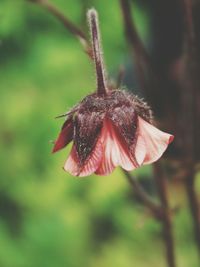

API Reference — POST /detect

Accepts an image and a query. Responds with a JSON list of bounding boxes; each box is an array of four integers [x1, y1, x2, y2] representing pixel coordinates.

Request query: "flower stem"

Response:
[[123, 166, 176, 267], [154, 162, 176, 267], [28, 0, 92, 58], [120, 0, 154, 94], [122, 169, 162, 216], [87, 9, 107, 96], [185, 168, 200, 256], [181, 0, 200, 256]]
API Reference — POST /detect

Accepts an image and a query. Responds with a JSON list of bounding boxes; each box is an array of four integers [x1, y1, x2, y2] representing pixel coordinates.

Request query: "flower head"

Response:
[[52, 9, 174, 177]]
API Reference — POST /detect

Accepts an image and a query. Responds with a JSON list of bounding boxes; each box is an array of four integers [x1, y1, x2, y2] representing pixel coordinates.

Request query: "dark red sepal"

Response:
[[52, 117, 74, 153]]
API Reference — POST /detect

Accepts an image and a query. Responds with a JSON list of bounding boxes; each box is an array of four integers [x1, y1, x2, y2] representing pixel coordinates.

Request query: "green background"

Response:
[[0, 0, 199, 266]]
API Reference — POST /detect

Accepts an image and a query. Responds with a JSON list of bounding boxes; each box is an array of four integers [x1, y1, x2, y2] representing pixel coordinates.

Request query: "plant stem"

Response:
[[154, 162, 176, 267], [185, 168, 200, 254], [87, 9, 107, 96], [28, 0, 92, 58], [122, 169, 162, 217], [120, 3, 176, 265], [119, 0, 153, 93], [181, 0, 200, 255], [116, 65, 125, 88], [29, 2, 111, 93]]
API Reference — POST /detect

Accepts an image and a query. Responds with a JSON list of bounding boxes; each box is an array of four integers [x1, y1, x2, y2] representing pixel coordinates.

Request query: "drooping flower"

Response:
[[52, 9, 174, 177]]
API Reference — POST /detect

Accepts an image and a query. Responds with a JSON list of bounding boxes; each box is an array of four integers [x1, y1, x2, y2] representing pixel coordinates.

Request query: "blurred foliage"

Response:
[[0, 0, 199, 267]]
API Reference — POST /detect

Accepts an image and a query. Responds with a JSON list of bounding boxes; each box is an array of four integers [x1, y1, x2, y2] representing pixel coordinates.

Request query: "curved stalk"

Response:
[[87, 9, 107, 96]]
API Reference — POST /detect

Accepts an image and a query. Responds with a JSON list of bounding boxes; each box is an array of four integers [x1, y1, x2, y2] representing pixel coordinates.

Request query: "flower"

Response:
[[53, 90, 173, 176], [52, 9, 174, 177]]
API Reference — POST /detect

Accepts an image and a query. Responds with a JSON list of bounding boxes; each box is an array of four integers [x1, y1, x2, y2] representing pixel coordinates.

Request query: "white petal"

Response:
[[137, 117, 174, 165], [95, 119, 136, 175]]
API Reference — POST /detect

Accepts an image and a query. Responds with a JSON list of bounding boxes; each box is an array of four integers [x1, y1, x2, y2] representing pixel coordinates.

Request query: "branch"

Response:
[[120, 0, 149, 63], [28, 0, 93, 58], [119, 0, 153, 92], [153, 162, 176, 267], [182, 0, 195, 47], [184, 163, 200, 253], [122, 169, 162, 218], [116, 65, 125, 88], [178, 7, 200, 228]]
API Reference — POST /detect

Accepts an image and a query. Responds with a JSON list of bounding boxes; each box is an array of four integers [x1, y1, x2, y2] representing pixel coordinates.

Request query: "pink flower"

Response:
[[53, 91, 174, 177], [52, 9, 174, 177]]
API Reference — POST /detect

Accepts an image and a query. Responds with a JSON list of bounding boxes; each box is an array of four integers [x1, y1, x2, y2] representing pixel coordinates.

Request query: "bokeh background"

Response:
[[0, 0, 200, 267]]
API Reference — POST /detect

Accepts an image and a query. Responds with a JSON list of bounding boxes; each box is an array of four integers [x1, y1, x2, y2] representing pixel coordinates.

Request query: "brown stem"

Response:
[[183, 0, 195, 46], [116, 65, 125, 88], [185, 168, 200, 254], [122, 170, 163, 219], [154, 162, 176, 267], [119, 0, 153, 92], [120, 0, 150, 64], [28, 0, 92, 58], [87, 9, 107, 96], [180, 0, 198, 159], [181, 0, 200, 254]]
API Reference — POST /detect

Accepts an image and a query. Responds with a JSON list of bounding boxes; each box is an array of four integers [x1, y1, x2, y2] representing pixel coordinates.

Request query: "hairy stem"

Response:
[[87, 9, 107, 95]]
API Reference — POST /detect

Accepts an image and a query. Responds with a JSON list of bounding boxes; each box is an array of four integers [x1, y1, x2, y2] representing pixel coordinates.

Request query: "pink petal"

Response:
[[52, 119, 73, 153], [137, 117, 174, 165], [64, 139, 103, 177], [134, 135, 146, 165], [95, 119, 137, 175]]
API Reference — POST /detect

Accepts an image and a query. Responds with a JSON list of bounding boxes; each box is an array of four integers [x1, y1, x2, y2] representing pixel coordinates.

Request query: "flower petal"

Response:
[[52, 117, 73, 153], [137, 117, 174, 164], [108, 105, 138, 164], [64, 139, 103, 177], [95, 119, 137, 175], [134, 135, 146, 165]]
